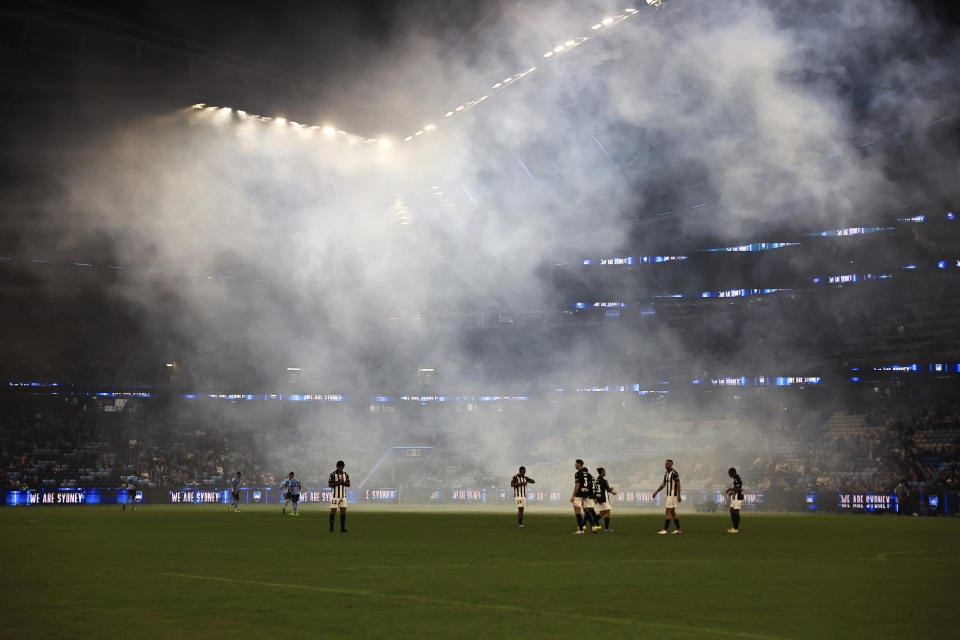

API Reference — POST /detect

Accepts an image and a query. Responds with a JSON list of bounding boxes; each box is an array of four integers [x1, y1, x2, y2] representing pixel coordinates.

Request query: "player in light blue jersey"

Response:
[[281, 472, 302, 516], [122, 475, 138, 511], [228, 471, 242, 512]]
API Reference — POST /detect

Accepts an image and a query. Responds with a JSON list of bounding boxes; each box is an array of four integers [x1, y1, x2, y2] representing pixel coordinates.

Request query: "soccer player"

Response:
[[281, 472, 302, 516], [652, 459, 682, 534], [328, 460, 350, 533], [122, 474, 138, 512], [594, 467, 617, 532], [511, 466, 535, 528], [726, 467, 743, 533], [228, 471, 241, 512], [569, 459, 597, 534]]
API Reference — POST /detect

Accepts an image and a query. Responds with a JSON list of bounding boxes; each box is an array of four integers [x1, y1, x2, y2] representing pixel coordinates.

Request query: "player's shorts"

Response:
[[231, 491, 239, 500], [595, 501, 611, 513], [514, 496, 527, 508], [126, 489, 136, 499], [665, 495, 680, 509], [730, 498, 743, 510], [572, 496, 595, 510], [289, 493, 300, 503], [330, 496, 347, 509]]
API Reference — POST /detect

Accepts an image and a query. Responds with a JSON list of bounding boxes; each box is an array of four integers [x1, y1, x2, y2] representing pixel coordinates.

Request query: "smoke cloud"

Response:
[[9, 0, 959, 492]]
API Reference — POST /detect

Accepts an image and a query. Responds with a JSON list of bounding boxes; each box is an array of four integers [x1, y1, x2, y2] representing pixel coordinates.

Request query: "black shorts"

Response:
[[231, 491, 239, 500], [290, 494, 299, 503], [127, 490, 136, 499]]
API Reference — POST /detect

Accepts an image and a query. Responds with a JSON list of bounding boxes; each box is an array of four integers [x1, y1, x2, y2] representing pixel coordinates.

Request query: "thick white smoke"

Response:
[[19, 0, 958, 489]]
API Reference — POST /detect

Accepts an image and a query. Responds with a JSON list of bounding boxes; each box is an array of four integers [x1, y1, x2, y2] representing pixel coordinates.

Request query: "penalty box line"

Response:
[[161, 572, 787, 640]]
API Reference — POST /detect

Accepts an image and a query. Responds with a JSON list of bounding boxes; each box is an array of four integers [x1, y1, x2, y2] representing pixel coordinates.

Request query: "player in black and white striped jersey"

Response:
[[726, 467, 743, 534], [328, 460, 350, 533], [510, 466, 535, 528], [594, 467, 617, 532], [652, 459, 682, 535], [570, 459, 598, 534]]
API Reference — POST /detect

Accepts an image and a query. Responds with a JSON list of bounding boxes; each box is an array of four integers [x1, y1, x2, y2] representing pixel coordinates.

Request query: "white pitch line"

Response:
[[875, 549, 927, 561], [229, 556, 799, 573], [161, 572, 788, 640]]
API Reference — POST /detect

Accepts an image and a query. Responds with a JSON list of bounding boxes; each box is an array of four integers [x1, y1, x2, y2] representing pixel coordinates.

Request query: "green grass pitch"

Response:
[[1, 506, 956, 639]]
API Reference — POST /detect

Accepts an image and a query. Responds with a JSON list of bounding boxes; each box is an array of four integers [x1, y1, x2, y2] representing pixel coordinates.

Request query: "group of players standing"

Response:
[[511, 458, 744, 534], [125, 458, 743, 535], [224, 462, 351, 532]]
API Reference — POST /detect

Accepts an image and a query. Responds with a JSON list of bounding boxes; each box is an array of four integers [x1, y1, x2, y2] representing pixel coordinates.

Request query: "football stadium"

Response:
[[1, 1, 959, 638]]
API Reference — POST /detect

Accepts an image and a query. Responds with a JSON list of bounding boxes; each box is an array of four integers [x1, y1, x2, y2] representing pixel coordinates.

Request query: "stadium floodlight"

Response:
[[192, 103, 205, 109], [424, 123, 436, 131], [645, 0, 662, 6], [403, 135, 413, 142], [220, 107, 232, 113], [592, 23, 603, 29], [625, 7, 638, 12], [565, 40, 575, 46], [322, 125, 336, 135], [543, 50, 554, 57], [445, 111, 454, 117], [455, 105, 465, 111], [378, 138, 392, 147], [553, 45, 565, 53], [602, 16, 614, 25], [275, 117, 287, 124]]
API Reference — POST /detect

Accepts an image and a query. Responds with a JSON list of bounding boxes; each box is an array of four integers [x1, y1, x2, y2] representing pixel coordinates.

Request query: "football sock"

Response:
[[673, 518, 680, 529], [733, 513, 740, 529], [340, 512, 346, 530], [330, 512, 336, 530], [518, 512, 523, 525], [604, 517, 610, 529], [664, 519, 670, 531], [576, 513, 584, 530]]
